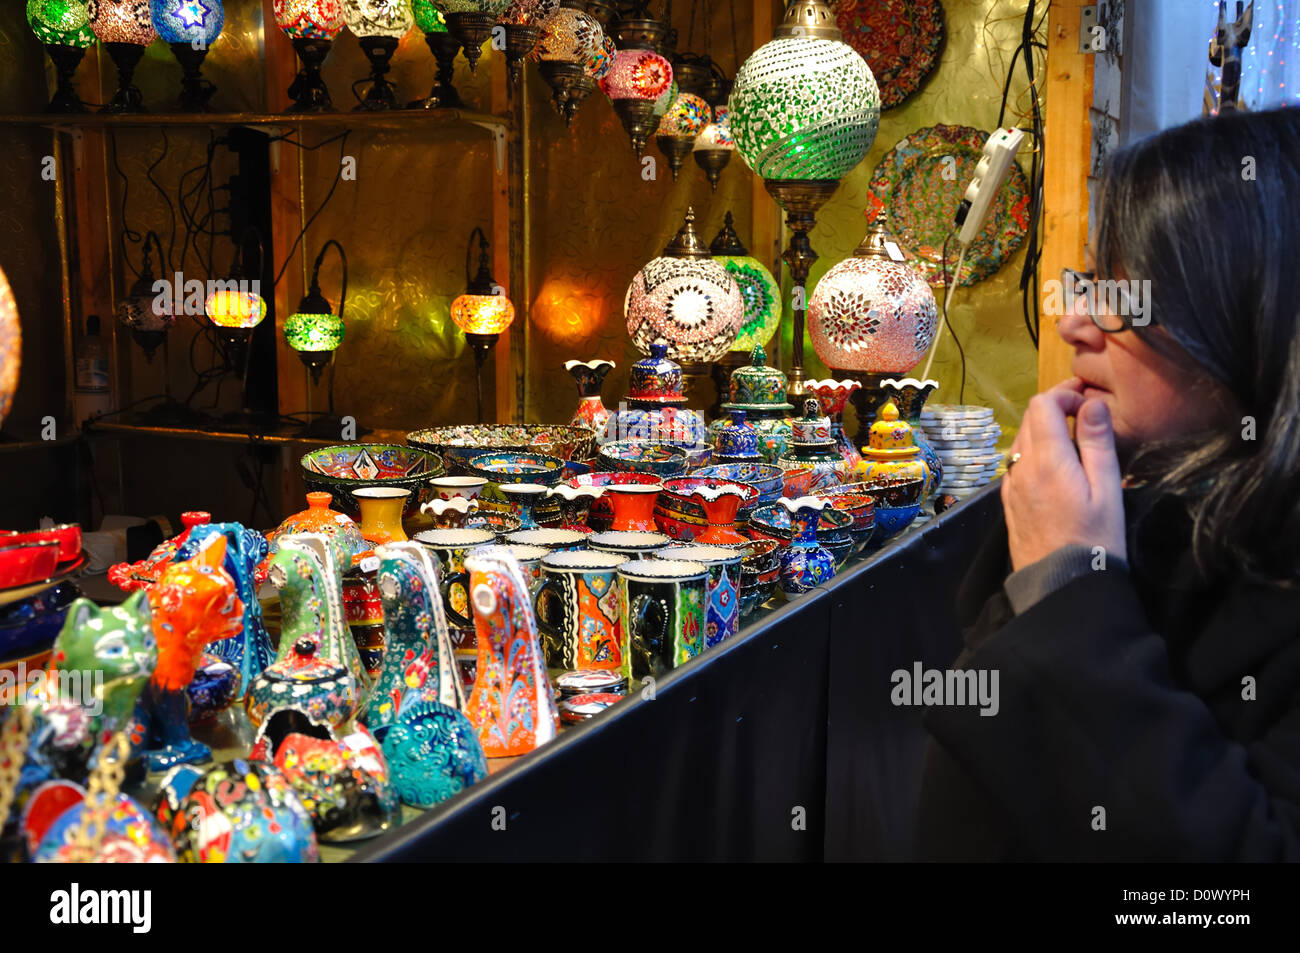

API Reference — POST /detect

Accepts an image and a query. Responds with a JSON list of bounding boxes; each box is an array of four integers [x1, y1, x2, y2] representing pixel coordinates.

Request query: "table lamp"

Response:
[[273, 0, 346, 111], [344, 0, 414, 111], [150, 0, 225, 111], [26, 0, 96, 113], [451, 227, 514, 422], [89, 0, 157, 113], [728, 0, 880, 400]]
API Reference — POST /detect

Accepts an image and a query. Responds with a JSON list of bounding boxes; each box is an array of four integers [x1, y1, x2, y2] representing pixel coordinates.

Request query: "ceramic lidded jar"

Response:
[[565, 359, 615, 436], [246, 638, 360, 731], [708, 344, 795, 463], [854, 400, 931, 489], [881, 378, 943, 503], [776, 399, 849, 493], [607, 343, 707, 449], [715, 409, 761, 461]]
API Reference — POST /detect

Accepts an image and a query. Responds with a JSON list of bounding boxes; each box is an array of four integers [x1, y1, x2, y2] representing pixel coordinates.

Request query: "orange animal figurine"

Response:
[[462, 549, 559, 758], [130, 535, 244, 771]]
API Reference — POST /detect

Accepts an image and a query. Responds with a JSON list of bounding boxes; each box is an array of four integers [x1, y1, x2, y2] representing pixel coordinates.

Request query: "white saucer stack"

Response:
[[915, 403, 1002, 522]]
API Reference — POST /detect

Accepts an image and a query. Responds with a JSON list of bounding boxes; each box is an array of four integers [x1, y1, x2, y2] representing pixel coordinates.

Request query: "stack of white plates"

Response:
[[914, 404, 1003, 523]]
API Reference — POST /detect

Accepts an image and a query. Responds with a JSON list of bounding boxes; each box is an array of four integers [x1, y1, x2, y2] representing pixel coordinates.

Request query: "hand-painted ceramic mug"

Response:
[[504, 528, 588, 552], [655, 544, 742, 648], [616, 558, 708, 680], [589, 530, 672, 561], [412, 527, 497, 633], [533, 550, 627, 674], [468, 542, 550, 593]]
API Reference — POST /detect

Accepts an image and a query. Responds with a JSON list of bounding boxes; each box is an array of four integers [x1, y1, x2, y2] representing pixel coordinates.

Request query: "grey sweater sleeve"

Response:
[[1002, 544, 1130, 615]]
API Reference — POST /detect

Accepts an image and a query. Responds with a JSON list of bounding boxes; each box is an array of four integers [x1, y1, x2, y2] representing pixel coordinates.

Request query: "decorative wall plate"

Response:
[[832, 0, 945, 110], [867, 124, 1031, 287]]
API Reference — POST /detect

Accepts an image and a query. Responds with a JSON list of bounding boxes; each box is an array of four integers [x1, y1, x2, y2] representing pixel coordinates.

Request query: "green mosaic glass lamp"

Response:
[[409, 0, 463, 108], [727, 0, 881, 401], [710, 212, 781, 355], [286, 240, 347, 386], [26, 0, 96, 113]]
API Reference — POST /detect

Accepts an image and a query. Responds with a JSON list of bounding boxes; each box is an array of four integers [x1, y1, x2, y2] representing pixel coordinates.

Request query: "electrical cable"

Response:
[[273, 132, 352, 291], [921, 231, 968, 401]]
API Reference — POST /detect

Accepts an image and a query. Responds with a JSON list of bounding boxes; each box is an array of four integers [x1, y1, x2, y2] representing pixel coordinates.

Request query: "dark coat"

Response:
[[916, 488, 1300, 860]]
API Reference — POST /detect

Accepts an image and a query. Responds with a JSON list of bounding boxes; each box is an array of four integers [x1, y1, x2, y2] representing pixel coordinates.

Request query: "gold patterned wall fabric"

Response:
[[781, 0, 1040, 448]]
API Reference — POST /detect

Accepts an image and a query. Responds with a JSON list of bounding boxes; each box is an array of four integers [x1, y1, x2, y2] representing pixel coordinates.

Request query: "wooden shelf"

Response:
[[83, 417, 407, 448], [0, 107, 509, 137]]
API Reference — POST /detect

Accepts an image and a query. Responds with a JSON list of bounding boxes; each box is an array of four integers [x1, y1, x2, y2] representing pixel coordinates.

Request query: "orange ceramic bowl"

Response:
[[0, 540, 61, 589]]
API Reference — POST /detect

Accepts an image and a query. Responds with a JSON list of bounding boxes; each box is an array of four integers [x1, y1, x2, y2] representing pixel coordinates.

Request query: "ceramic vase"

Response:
[[689, 486, 749, 545], [606, 483, 663, 532], [463, 548, 560, 757], [565, 359, 615, 436], [777, 497, 837, 598], [355, 487, 411, 543], [498, 483, 550, 531], [881, 378, 943, 503]]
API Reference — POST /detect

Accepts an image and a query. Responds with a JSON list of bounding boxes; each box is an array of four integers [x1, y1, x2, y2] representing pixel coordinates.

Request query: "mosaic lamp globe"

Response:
[[150, 0, 225, 111], [437, 0, 509, 73], [452, 227, 515, 422], [89, 0, 157, 113], [709, 212, 781, 354], [600, 48, 673, 156], [496, 0, 558, 84], [206, 281, 267, 371], [654, 91, 709, 181], [27, 0, 96, 113], [0, 264, 20, 429], [728, 0, 880, 181], [115, 232, 175, 361], [808, 211, 938, 375], [410, 1, 465, 109], [344, 0, 415, 111], [530, 5, 605, 125], [693, 104, 734, 191], [624, 207, 744, 365], [274, 0, 346, 111]]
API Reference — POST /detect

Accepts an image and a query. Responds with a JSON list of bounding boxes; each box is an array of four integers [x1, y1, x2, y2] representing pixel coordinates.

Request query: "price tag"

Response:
[[359, 555, 379, 573], [883, 240, 905, 262]]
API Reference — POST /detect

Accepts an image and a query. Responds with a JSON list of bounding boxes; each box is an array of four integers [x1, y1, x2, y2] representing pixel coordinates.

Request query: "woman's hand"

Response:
[[1002, 378, 1128, 571]]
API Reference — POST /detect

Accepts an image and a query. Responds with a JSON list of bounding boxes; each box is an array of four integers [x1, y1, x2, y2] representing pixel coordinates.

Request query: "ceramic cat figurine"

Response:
[[131, 534, 244, 771], [267, 534, 368, 693], [175, 522, 273, 698], [463, 549, 559, 758], [368, 542, 464, 731], [370, 542, 487, 808]]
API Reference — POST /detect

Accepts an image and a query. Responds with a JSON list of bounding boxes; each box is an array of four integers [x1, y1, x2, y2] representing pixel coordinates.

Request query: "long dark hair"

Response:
[[1094, 107, 1300, 585]]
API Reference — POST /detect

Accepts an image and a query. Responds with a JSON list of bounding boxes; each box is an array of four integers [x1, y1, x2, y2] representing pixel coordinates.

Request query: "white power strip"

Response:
[[957, 127, 1025, 246]]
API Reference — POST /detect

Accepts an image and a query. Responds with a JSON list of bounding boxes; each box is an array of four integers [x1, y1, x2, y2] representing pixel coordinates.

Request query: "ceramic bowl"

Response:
[[0, 579, 79, 663], [565, 472, 665, 532], [735, 538, 781, 616], [429, 476, 489, 501], [835, 475, 926, 509], [871, 504, 923, 544], [562, 460, 592, 480], [691, 463, 784, 503], [596, 441, 689, 478], [746, 503, 854, 550], [682, 445, 713, 469], [407, 424, 597, 474], [503, 528, 589, 552], [0, 540, 61, 590], [653, 477, 761, 542], [2, 524, 82, 563], [467, 511, 524, 537], [301, 443, 445, 518], [464, 451, 567, 492], [588, 530, 672, 560]]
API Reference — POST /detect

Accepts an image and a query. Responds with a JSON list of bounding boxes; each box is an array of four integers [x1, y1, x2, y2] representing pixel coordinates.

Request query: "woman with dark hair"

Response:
[[916, 106, 1300, 861]]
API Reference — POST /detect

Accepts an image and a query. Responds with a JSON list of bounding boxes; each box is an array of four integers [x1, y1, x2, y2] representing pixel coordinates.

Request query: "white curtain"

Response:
[[1125, 0, 1299, 143]]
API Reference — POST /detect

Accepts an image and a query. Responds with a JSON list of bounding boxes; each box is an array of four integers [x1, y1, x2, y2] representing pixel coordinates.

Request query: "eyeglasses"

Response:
[[1061, 268, 1154, 333]]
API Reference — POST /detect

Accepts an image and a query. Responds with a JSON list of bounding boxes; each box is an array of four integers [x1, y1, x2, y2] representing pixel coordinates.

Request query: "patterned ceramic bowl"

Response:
[[832, 475, 925, 509], [745, 503, 854, 550], [870, 503, 922, 544], [301, 443, 445, 518], [565, 472, 665, 532], [735, 537, 780, 615], [407, 424, 597, 474], [597, 441, 689, 478], [653, 477, 761, 542], [814, 489, 876, 552], [466, 511, 524, 538], [464, 452, 567, 499], [690, 463, 784, 503]]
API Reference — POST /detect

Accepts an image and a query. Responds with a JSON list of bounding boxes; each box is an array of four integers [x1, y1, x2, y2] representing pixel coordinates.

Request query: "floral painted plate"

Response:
[[833, 0, 945, 110], [867, 124, 1031, 287]]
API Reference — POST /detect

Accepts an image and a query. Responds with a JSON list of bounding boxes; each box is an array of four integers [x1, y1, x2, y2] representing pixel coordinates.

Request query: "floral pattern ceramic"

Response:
[[690, 463, 784, 503], [271, 727, 398, 842], [853, 400, 930, 490], [31, 789, 176, 863], [246, 638, 360, 733], [264, 493, 365, 572], [833, 0, 945, 110], [716, 409, 760, 458], [882, 377, 943, 501], [776, 498, 837, 597], [533, 550, 626, 674], [618, 559, 707, 679], [606, 344, 708, 450], [379, 699, 488, 808], [565, 359, 615, 435], [463, 549, 559, 757], [658, 545, 741, 647], [301, 443, 445, 518], [597, 441, 688, 477], [407, 424, 596, 475]]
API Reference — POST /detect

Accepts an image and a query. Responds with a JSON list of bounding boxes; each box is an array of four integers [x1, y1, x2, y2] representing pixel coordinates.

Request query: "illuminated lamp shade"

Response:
[[651, 79, 677, 117], [286, 311, 345, 353], [410, 0, 445, 32], [89, 0, 157, 113], [602, 49, 673, 156], [0, 265, 20, 429], [655, 90, 709, 181], [439, 0, 510, 74], [27, 0, 96, 113], [150, 0, 225, 111], [586, 33, 615, 80], [205, 288, 268, 330], [728, 1, 880, 182], [274, 0, 345, 111], [344, 0, 414, 111], [692, 104, 734, 192], [624, 207, 744, 365], [452, 227, 515, 422], [115, 232, 175, 360], [409, 2, 463, 109], [530, 6, 603, 125], [710, 212, 781, 353], [499, 0, 557, 24], [807, 212, 937, 375], [497, 0, 558, 85]]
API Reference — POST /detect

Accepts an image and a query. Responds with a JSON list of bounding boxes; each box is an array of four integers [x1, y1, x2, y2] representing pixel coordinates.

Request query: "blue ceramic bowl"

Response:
[[596, 442, 689, 478], [0, 579, 80, 662], [871, 503, 922, 543], [464, 451, 567, 489], [691, 463, 784, 503], [746, 503, 853, 549]]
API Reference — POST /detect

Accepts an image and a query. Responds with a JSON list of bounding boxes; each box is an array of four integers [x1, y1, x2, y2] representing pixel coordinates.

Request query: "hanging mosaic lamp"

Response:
[[115, 232, 175, 361], [710, 211, 781, 355], [273, 0, 346, 112], [530, 1, 605, 125], [601, 48, 673, 156], [498, 0, 557, 85], [692, 104, 734, 192], [0, 264, 20, 429], [438, 0, 509, 73], [451, 228, 515, 422], [343, 0, 415, 111], [150, 0, 225, 111], [410, 0, 463, 108], [27, 0, 96, 113], [88, 0, 157, 113], [808, 209, 938, 376], [624, 207, 744, 365], [654, 91, 709, 181]]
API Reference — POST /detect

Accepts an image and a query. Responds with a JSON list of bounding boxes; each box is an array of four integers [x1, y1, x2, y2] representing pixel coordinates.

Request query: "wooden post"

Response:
[[1040, 0, 1094, 391], [750, 1, 782, 369]]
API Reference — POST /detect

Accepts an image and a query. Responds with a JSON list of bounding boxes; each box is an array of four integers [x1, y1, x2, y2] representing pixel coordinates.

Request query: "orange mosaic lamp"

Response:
[[452, 227, 515, 422]]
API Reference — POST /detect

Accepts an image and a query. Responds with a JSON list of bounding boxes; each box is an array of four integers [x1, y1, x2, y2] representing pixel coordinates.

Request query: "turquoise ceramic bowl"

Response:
[[596, 442, 689, 478], [464, 451, 567, 501]]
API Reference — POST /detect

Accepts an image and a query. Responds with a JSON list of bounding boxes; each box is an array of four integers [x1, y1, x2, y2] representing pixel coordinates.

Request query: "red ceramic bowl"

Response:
[[0, 540, 61, 589], [2, 524, 81, 563]]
